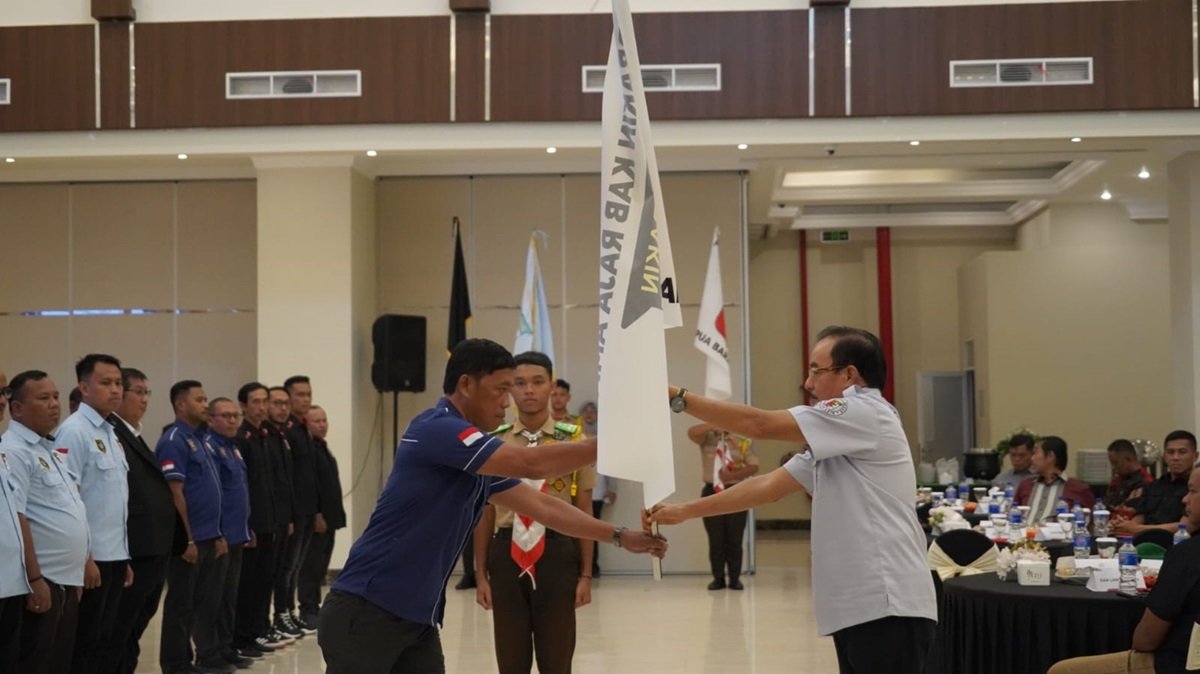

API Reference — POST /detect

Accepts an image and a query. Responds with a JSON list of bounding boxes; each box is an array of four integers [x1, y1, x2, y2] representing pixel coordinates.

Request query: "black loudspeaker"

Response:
[[372, 315, 427, 393]]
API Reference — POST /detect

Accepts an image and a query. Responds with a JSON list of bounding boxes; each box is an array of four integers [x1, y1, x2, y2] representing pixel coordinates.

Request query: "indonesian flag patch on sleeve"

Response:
[[458, 427, 484, 446], [161, 460, 176, 473]]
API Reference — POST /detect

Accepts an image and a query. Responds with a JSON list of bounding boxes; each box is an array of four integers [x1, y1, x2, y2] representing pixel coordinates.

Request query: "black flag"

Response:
[[448, 217, 471, 352]]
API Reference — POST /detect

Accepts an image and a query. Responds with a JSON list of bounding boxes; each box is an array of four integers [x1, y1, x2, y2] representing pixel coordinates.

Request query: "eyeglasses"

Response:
[[0, 387, 10, 400], [807, 364, 847, 377]]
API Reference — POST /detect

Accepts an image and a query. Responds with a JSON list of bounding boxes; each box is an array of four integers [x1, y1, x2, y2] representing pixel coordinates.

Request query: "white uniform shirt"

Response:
[[0, 443, 30, 598], [783, 385, 937, 636], [58, 402, 130, 562]]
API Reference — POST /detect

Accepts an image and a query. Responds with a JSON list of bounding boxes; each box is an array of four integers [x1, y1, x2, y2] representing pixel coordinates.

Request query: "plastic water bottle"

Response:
[[1004, 481, 1015, 508], [1174, 523, 1191, 546], [1093, 500, 1110, 538], [1072, 513, 1091, 559], [1008, 509, 1023, 540], [1056, 498, 1069, 516], [945, 483, 958, 504], [1118, 536, 1139, 593]]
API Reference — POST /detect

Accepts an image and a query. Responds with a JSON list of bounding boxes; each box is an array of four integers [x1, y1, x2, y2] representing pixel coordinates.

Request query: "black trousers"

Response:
[[298, 529, 335, 619], [832, 616, 936, 674], [98, 555, 168, 674], [268, 524, 290, 621], [215, 544, 243, 659], [0, 593, 23, 673], [275, 519, 313, 616], [700, 483, 748, 582], [72, 559, 128, 674], [235, 531, 276, 647], [459, 542, 475, 582], [20, 578, 79, 674], [160, 539, 225, 672], [318, 590, 444, 674], [590, 501, 604, 575], [488, 530, 580, 674]]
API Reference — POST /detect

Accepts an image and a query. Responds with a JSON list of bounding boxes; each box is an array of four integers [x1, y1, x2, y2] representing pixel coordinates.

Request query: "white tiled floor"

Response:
[[135, 531, 838, 673]]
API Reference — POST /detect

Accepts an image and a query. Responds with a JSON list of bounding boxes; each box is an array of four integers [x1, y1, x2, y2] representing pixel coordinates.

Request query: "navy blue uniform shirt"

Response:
[[332, 398, 518, 626], [155, 420, 223, 542]]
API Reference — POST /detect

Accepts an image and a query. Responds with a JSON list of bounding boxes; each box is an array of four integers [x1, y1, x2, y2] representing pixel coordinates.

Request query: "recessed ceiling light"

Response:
[[546, 147, 558, 154], [1138, 167, 1150, 179], [177, 153, 188, 160], [3, 157, 13, 163], [737, 143, 749, 150], [366, 150, 378, 157], [1070, 137, 1083, 143], [1100, 188, 1112, 201], [909, 140, 921, 147]]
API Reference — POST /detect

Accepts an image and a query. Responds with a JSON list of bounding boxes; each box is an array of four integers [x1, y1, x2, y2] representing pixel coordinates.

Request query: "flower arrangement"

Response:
[[995, 427, 1040, 463], [928, 505, 962, 528], [996, 539, 1050, 580]]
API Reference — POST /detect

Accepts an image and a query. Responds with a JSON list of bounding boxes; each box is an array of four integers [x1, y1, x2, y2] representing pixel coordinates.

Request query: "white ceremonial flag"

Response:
[[514, 232, 556, 366], [597, 0, 681, 507], [694, 228, 731, 400]]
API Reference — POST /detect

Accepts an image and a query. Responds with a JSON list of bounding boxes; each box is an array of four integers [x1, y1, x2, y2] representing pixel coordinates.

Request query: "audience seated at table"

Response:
[[1114, 430, 1198, 537], [1015, 436, 1096, 523], [991, 433, 1037, 488], [1105, 439, 1153, 509], [1048, 468, 1200, 674]]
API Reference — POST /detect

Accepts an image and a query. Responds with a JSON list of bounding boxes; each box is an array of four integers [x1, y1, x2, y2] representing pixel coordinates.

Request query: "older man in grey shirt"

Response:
[[651, 326, 937, 674]]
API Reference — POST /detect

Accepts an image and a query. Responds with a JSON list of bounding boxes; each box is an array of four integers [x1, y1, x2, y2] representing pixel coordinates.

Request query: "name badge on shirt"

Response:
[[95, 439, 108, 454]]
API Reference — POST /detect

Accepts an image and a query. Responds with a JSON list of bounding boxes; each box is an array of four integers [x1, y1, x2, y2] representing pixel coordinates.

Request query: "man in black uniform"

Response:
[[233, 382, 279, 656], [1115, 430, 1198, 537], [277, 376, 320, 635], [298, 404, 345, 627], [265, 386, 301, 643], [100, 368, 183, 674]]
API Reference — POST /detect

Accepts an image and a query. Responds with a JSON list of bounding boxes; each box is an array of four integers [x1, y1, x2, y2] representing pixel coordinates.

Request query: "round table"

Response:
[[932, 573, 1146, 674]]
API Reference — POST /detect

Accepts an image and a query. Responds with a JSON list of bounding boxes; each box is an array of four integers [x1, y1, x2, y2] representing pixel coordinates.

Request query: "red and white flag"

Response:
[[694, 227, 732, 400]]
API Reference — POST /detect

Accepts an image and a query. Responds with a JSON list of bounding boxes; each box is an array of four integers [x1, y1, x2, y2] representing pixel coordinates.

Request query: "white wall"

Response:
[[0, 0, 1131, 26]]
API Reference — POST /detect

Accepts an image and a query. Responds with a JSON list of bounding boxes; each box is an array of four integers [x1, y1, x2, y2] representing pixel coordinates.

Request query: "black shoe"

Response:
[[221, 651, 255, 669], [728, 579, 745, 590], [235, 646, 264, 659], [291, 611, 318, 635], [274, 614, 305, 639], [454, 575, 477, 590], [707, 579, 726, 590]]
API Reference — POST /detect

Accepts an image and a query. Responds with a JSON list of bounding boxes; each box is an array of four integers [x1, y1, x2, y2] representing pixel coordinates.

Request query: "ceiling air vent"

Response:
[[0, 79, 9, 105], [950, 58, 1092, 88], [226, 70, 362, 100], [582, 64, 721, 93]]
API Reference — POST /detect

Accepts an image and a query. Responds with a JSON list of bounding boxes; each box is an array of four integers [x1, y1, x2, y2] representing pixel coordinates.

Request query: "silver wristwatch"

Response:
[[669, 388, 688, 413]]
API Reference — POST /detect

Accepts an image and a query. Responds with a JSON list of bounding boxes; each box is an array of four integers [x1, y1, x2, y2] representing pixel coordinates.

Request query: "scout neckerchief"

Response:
[[511, 429, 548, 588], [712, 433, 750, 493]]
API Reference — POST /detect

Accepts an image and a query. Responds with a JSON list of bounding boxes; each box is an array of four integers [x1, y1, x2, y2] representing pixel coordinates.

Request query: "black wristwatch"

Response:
[[669, 388, 688, 413]]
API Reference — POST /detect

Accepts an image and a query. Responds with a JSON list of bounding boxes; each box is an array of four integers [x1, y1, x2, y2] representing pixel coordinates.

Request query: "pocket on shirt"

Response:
[[40, 470, 74, 505]]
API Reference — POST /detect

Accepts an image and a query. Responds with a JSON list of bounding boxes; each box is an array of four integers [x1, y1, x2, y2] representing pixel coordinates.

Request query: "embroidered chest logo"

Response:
[[95, 439, 108, 454], [0, 453, 7, 471], [37, 457, 51, 471], [186, 439, 199, 453], [815, 399, 848, 416], [551, 478, 567, 492]]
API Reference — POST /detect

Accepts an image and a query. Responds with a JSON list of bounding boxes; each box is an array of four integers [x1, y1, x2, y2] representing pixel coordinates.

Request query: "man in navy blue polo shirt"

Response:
[[319, 338, 667, 674], [155, 380, 228, 674], [203, 397, 254, 670]]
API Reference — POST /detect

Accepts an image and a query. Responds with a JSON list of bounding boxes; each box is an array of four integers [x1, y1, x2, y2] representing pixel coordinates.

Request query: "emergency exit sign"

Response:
[[821, 230, 851, 243]]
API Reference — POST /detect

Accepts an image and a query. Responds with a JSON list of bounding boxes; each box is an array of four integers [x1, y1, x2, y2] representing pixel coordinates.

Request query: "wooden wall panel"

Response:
[[455, 13, 486, 122], [851, 0, 1193, 117], [812, 7, 846, 117], [0, 25, 95, 132], [490, 11, 809, 122], [134, 17, 450, 128], [99, 22, 130, 129]]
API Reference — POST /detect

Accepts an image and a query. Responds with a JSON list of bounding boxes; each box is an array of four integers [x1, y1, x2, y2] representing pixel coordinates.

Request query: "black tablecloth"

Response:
[[932, 574, 1146, 674]]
